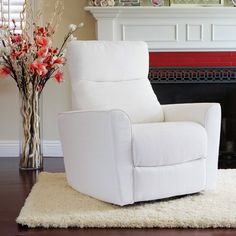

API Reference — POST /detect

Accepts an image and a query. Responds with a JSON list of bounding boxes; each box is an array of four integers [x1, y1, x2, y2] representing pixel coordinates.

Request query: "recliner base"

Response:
[[134, 158, 206, 203]]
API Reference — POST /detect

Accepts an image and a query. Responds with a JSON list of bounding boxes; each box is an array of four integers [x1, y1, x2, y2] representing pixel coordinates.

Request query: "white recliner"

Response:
[[58, 41, 221, 206]]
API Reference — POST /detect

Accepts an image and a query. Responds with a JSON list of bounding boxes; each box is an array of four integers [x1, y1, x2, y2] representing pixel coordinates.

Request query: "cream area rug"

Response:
[[17, 169, 236, 228]]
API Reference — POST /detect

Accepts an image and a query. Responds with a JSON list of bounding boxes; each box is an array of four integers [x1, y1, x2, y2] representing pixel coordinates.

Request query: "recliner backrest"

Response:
[[67, 41, 164, 123]]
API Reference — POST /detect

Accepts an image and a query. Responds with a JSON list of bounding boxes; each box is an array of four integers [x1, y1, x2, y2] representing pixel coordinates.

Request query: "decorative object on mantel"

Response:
[[170, 0, 224, 6], [88, 0, 115, 6], [232, 0, 236, 5], [151, 0, 165, 6], [17, 169, 236, 228], [0, 0, 83, 170], [119, 0, 140, 6]]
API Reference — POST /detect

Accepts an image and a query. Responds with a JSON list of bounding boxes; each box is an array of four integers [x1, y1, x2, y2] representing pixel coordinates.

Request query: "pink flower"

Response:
[[30, 59, 48, 76], [11, 34, 22, 43], [49, 48, 58, 55], [38, 27, 45, 35], [35, 36, 49, 47], [53, 57, 65, 65], [0, 67, 11, 77], [10, 50, 22, 60], [54, 70, 63, 83], [34, 26, 45, 36], [43, 55, 52, 65], [37, 47, 48, 58], [21, 43, 29, 52]]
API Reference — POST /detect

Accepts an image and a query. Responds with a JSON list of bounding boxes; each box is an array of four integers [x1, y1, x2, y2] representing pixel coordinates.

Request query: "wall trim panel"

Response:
[[0, 140, 63, 157]]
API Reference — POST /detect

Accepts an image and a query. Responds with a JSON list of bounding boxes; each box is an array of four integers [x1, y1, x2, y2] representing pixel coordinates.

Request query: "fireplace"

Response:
[[85, 6, 236, 167], [148, 51, 236, 168], [149, 68, 236, 168]]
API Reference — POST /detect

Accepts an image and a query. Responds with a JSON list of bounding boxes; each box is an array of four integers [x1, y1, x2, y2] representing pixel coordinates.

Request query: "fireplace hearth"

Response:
[[149, 66, 236, 168]]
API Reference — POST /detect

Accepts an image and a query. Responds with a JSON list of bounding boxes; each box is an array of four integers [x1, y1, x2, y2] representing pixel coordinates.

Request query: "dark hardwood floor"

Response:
[[0, 157, 236, 236]]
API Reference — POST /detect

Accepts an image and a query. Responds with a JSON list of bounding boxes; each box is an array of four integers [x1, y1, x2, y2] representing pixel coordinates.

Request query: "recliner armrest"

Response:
[[162, 103, 221, 128], [162, 103, 221, 190], [58, 109, 134, 206]]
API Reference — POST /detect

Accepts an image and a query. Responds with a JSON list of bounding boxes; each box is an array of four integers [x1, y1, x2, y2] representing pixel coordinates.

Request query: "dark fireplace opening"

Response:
[[149, 66, 236, 169]]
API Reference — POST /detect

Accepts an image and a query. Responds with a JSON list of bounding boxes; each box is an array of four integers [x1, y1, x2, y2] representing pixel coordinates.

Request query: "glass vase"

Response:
[[19, 89, 43, 170]]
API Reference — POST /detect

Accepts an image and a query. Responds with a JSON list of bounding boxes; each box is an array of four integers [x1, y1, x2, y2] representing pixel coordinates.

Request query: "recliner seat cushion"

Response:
[[132, 122, 207, 167]]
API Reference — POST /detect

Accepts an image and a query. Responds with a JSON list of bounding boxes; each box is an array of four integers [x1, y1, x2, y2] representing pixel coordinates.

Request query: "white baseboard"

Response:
[[0, 140, 63, 157]]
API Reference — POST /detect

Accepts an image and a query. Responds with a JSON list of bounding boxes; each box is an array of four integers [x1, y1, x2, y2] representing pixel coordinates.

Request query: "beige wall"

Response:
[[0, 0, 96, 140]]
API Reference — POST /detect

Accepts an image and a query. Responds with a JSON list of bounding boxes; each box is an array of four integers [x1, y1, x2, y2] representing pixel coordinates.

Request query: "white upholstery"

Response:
[[72, 79, 164, 123], [67, 41, 164, 123], [58, 110, 133, 205], [67, 41, 149, 82], [134, 158, 206, 202], [163, 103, 221, 189], [59, 41, 221, 206], [132, 122, 207, 167]]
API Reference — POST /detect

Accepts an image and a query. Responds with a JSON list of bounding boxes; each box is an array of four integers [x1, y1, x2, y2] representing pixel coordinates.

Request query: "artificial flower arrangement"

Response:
[[88, 0, 115, 6], [0, 0, 83, 169], [0, 21, 81, 88]]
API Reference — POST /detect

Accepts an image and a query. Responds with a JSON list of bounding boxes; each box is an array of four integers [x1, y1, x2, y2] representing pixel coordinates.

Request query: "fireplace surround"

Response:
[[85, 6, 236, 51], [86, 6, 236, 167]]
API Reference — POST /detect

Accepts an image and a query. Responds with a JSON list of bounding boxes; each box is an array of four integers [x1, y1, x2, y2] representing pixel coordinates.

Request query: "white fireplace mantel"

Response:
[[85, 6, 236, 52]]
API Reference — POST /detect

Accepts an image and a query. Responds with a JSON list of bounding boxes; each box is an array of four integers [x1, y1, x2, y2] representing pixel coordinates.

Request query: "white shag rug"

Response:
[[17, 169, 236, 228]]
